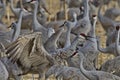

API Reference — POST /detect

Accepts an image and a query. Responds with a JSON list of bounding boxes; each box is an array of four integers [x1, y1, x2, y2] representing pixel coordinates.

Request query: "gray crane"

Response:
[[0, 0, 6, 22], [0, 60, 9, 80], [71, 0, 91, 35], [9, 0, 31, 18], [62, 13, 78, 48], [37, 8, 47, 26], [60, 0, 82, 8], [97, 26, 120, 57], [56, 7, 82, 21], [78, 51, 120, 80], [101, 55, 120, 77], [44, 13, 77, 48], [44, 27, 65, 54], [77, 15, 98, 70], [98, 2, 120, 33], [44, 14, 77, 53], [45, 64, 88, 80], [0, 10, 23, 47], [5, 32, 55, 80], [1, 57, 22, 80], [30, 0, 51, 43], [104, 8, 120, 20], [9, 0, 33, 30]]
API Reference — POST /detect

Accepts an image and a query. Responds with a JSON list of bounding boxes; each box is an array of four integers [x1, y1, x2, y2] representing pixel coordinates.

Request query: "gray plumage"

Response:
[[6, 32, 55, 80], [78, 51, 120, 80]]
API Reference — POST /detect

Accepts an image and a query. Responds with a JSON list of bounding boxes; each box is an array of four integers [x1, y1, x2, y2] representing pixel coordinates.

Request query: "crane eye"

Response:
[[11, 22, 16, 29]]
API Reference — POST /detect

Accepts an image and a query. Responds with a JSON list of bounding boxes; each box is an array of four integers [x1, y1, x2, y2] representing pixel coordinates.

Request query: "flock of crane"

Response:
[[0, 0, 120, 80]]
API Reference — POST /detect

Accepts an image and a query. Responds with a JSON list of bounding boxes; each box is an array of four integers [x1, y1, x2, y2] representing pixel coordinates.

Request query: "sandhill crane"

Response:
[[44, 27, 64, 54], [97, 27, 120, 75], [16, 0, 32, 8], [45, 15, 77, 53], [18, 0, 47, 29], [45, 27, 86, 65], [104, 8, 120, 20], [45, 20, 65, 31], [0, 60, 9, 80], [56, 33, 86, 60], [90, 0, 100, 7], [56, 33, 95, 68], [9, 0, 33, 30], [101, 55, 120, 77], [97, 26, 120, 57], [78, 51, 120, 80], [6, 32, 55, 80], [30, 0, 52, 43], [57, 13, 79, 48], [76, 15, 98, 70], [0, 0, 6, 21], [45, 64, 88, 80], [37, 8, 47, 26], [9, 0, 32, 18], [44, 23, 86, 67], [62, 0, 82, 8], [97, 37, 118, 56], [0, 10, 23, 47], [71, 0, 91, 35], [98, 2, 120, 33], [105, 27, 117, 46], [45, 12, 78, 33], [63, 18, 77, 48], [56, 7, 82, 21], [1, 57, 22, 80], [37, 0, 50, 14], [11, 10, 23, 42], [45, 14, 77, 48]]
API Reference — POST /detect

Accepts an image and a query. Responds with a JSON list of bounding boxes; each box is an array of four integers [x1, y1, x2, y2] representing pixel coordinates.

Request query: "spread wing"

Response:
[[5, 32, 51, 68], [6, 34, 34, 63]]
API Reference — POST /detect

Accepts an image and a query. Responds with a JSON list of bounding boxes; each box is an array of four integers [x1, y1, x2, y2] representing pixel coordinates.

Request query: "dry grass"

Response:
[[2, 0, 120, 80]]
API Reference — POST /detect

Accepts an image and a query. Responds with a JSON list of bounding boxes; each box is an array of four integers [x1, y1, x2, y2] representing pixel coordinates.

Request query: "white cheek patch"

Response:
[[48, 28, 55, 38]]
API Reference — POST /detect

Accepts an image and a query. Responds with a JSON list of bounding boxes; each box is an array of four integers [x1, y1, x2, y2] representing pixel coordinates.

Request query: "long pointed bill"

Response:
[[80, 33, 95, 42], [86, 36, 96, 42], [70, 51, 78, 58], [23, 0, 36, 4], [59, 21, 66, 27], [43, 6, 51, 15]]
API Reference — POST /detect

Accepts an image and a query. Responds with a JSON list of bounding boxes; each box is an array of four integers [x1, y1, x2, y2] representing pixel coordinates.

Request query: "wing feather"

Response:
[[6, 32, 54, 69]]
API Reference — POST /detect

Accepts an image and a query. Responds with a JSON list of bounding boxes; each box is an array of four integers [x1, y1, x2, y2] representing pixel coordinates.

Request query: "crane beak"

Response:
[[59, 21, 67, 27], [69, 51, 78, 58], [80, 33, 95, 42], [86, 36, 96, 42], [23, 0, 36, 4]]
